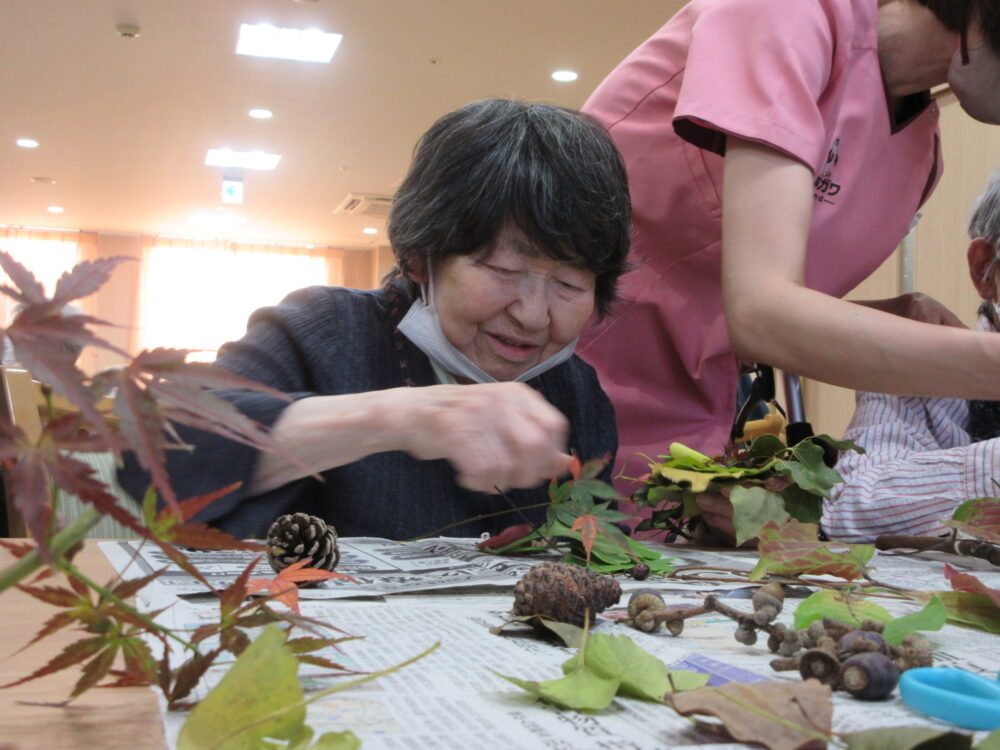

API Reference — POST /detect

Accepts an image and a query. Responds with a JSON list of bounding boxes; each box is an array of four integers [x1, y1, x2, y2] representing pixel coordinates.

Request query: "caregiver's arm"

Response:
[[247, 381, 573, 496], [721, 137, 999, 399]]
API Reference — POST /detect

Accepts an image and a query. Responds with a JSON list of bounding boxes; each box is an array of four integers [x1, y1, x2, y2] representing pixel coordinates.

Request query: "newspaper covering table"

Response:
[[100, 538, 1000, 749]]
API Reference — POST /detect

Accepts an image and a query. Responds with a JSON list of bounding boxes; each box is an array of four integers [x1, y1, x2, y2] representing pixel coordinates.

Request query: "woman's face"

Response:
[[429, 231, 597, 381]]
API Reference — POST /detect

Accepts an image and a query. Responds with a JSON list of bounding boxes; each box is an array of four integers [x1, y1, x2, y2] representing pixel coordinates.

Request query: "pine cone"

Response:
[[512, 562, 621, 627], [266, 513, 340, 574]]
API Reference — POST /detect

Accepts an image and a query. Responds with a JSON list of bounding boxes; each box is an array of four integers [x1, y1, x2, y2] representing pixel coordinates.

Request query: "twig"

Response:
[[876, 534, 1000, 566], [408, 501, 551, 541]]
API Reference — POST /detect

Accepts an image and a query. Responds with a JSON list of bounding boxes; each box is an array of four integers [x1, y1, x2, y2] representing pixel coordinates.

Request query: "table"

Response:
[[0, 544, 167, 750], [4, 538, 1000, 749]]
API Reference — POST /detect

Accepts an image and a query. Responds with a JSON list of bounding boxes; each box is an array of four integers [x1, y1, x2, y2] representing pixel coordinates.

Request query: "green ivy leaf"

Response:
[[496, 667, 620, 712], [792, 589, 892, 630], [744, 434, 788, 461], [729, 486, 790, 546], [561, 633, 707, 701], [177, 626, 358, 750], [810, 434, 866, 454], [842, 726, 972, 750], [776, 441, 844, 499], [882, 597, 947, 645], [780, 484, 824, 524]]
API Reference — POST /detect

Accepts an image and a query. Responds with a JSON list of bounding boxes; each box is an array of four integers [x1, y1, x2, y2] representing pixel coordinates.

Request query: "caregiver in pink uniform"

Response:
[[580, 0, 1000, 504]]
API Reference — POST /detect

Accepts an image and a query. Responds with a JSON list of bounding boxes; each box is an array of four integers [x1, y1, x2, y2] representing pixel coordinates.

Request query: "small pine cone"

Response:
[[267, 512, 340, 574], [513, 562, 621, 627]]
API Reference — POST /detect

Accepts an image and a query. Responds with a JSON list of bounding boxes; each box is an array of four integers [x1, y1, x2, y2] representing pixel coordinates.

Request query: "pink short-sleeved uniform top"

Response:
[[580, 0, 941, 473]]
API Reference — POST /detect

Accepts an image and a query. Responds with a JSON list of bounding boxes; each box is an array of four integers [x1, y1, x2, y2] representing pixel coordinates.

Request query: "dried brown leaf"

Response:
[[665, 679, 833, 750]]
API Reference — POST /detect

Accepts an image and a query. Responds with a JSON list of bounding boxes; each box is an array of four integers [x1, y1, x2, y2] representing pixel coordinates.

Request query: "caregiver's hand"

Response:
[[853, 293, 967, 328], [397, 382, 573, 493]]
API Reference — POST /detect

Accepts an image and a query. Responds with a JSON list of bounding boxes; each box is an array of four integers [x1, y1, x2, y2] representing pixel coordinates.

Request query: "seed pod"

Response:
[[839, 652, 900, 700], [775, 627, 802, 657], [628, 589, 665, 618], [799, 648, 841, 686]]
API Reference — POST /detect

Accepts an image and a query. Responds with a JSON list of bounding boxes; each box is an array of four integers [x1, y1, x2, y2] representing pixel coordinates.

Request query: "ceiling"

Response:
[[0, 0, 685, 249]]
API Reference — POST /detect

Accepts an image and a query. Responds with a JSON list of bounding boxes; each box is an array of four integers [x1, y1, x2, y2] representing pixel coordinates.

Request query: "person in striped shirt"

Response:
[[825, 171, 1000, 542]]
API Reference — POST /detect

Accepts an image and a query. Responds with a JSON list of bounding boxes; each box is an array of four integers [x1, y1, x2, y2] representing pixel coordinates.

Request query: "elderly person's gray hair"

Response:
[[969, 169, 1000, 250]]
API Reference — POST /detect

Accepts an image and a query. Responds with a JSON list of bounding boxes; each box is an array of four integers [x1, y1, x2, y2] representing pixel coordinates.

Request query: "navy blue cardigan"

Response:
[[119, 282, 618, 540]]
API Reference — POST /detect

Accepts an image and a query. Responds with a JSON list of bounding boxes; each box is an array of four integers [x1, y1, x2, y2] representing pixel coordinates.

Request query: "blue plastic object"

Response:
[[899, 667, 1000, 731]]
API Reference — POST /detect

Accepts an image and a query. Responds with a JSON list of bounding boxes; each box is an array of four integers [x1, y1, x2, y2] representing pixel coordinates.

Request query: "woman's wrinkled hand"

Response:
[[854, 292, 967, 328], [397, 382, 573, 493]]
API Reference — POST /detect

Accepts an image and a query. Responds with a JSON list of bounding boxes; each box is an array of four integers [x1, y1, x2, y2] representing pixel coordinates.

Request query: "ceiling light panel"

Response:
[[248, 108, 273, 119], [16, 138, 39, 148], [236, 23, 342, 63], [551, 70, 578, 82], [205, 149, 281, 170]]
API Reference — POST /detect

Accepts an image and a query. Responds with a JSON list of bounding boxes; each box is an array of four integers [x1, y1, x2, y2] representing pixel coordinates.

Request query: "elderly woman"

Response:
[[577, 0, 1000, 514], [120, 99, 631, 540]]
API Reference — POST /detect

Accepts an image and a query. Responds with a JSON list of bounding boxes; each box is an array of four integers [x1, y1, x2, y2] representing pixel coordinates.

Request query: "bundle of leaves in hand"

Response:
[[476, 456, 675, 576], [631, 435, 864, 544]]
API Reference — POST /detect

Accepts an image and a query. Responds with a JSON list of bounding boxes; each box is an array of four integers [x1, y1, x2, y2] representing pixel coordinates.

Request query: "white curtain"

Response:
[[0, 228, 85, 327], [137, 237, 345, 361]]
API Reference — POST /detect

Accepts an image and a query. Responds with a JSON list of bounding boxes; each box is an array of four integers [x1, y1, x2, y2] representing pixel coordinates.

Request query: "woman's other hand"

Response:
[[397, 382, 573, 493], [853, 293, 967, 327]]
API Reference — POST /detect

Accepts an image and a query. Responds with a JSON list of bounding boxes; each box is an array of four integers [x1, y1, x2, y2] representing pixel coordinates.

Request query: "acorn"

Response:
[[751, 582, 784, 627], [837, 629, 887, 658], [798, 648, 841, 686], [628, 589, 666, 632], [839, 652, 900, 700], [734, 623, 758, 646]]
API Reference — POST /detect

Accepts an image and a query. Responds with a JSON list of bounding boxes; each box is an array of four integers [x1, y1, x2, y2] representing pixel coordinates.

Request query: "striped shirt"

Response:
[[823, 316, 997, 542]]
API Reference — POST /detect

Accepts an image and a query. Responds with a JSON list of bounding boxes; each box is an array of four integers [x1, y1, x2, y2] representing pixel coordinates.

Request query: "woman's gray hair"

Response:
[[969, 169, 1000, 250]]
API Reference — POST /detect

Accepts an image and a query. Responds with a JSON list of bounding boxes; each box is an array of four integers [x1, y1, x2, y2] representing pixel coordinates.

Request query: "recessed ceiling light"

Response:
[[47, 206, 65, 214], [189, 209, 246, 228], [205, 148, 281, 170], [236, 23, 342, 63], [248, 108, 273, 119], [362, 227, 378, 235], [30, 177, 55, 184], [16, 138, 39, 149], [551, 70, 578, 82]]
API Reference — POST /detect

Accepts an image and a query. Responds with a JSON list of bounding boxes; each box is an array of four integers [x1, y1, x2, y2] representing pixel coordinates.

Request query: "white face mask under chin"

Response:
[[396, 271, 578, 384], [948, 42, 1000, 125]]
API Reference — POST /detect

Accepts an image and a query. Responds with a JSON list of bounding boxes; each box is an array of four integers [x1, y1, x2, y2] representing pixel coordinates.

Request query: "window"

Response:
[[137, 238, 344, 361], [0, 229, 83, 326]]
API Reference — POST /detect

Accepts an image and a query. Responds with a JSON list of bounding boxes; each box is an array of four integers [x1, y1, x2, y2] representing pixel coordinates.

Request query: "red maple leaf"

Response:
[[90, 349, 291, 509], [246, 559, 357, 613]]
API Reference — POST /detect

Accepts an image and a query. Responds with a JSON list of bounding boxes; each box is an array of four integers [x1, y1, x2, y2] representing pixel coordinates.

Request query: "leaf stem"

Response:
[[0, 508, 100, 593], [57, 558, 196, 653]]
